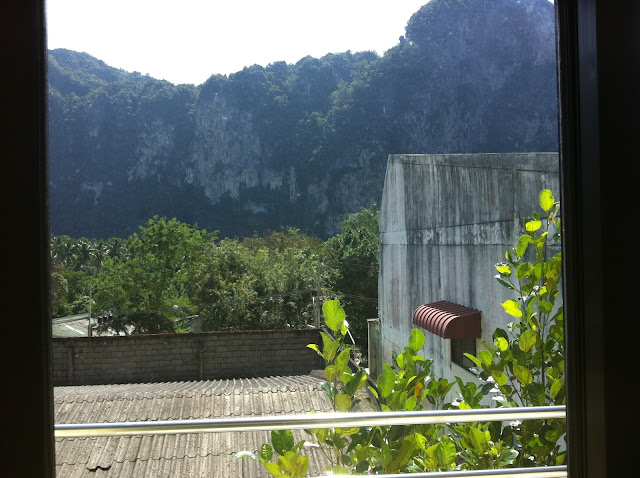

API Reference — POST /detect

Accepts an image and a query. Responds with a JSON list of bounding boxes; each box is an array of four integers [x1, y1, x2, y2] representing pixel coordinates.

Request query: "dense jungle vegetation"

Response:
[[50, 206, 379, 352]]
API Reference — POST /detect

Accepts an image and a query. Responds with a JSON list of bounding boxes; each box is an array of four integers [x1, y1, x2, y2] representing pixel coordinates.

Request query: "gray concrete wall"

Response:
[[378, 153, 559, 397], [52, 329, 322, 386]]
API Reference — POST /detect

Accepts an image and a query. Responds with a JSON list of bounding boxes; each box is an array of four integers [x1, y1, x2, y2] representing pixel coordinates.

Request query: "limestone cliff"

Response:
[[48, 0, 557, 239]]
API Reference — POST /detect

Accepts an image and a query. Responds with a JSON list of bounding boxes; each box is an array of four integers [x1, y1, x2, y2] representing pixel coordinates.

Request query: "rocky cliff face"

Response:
[[48, 0, 558, 240]]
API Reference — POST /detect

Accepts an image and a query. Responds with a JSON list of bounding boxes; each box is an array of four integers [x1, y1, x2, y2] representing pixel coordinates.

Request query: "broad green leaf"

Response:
[[264, 461, 282, 477], [324, 365, 339, 382], [381, 442, 393, 468], [464, 353, 482, 367], [279, 451, 306, 476], [320, 381, 334, 400], [516, 262, 533, 280], [478, 349, 493, 367], [481, 381, 494, 395], [515, 235, 531, 258], [533, 262, 543, 280], [344, 369, 365, 396], [404, 395, 418, 411], [540, 189, 555, 212], [367, 385, 379, 399], [414, 432, 427, 451], [322, 300, 345, 332], [339, 369, 352, 386], [436, 436, 457, 467], [376, 367, 396, 399], [539, 300, 553, 314], [335, 427, 360, 437], [545, 428, 564, 443], [335, 393, 352, 412], [496, 276, 516, 290], [513, 363, 533, 385], [502, 299, 523, 318], [526, 219, 542, 232], [519, 329, 538, 353], [271, 429, 295, 455], [320, 332, 339, 362], [334, 348, 351, 372], [493, 328, 509, 341], [424, 444, 439, 469], [469, 426, 489, 453], [496, 448, 519, 467], [278, 451, 295, 472], [297, 457, 309, 478], [408, 328, 425, 352], [496, 263, 512, 275], [494, 337, 509, 351], [387, 437, 415, 474], [306, 344, 320, 355], [527, 382, 545, 406], [550, 378, 565, 399], [491, 370, 508, 386]]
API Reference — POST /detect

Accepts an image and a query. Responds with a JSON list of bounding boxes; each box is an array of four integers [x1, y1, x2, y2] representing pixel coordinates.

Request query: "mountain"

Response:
[[48, 0, 558, 240]]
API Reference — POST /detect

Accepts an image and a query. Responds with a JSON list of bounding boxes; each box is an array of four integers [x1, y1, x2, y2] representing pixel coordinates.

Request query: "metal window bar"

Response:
[[358, 468, 567, 477], [55, 405, 565, 437], [55, 406, 567, 477]]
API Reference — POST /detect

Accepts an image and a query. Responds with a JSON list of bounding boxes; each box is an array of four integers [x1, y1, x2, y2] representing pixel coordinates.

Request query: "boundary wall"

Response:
[[52, 328, 322, 386]]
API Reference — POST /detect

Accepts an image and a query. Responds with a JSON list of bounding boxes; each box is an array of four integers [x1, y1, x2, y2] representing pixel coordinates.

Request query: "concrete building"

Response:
[[377, 153, 559, 395]]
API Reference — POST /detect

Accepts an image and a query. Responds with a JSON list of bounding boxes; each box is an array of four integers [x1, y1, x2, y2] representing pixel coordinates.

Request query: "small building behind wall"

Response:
[[377, 153, 559, 395]]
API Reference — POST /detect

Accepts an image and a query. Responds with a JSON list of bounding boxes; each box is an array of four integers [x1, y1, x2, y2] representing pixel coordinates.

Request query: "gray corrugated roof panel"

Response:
[[54, 375, 364, 477], [52, 319, 90, 338]]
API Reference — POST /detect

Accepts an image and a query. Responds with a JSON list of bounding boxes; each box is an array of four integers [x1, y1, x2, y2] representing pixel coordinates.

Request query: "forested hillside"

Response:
[[48, 0, 557, 240], [50, 207, 379, 350]]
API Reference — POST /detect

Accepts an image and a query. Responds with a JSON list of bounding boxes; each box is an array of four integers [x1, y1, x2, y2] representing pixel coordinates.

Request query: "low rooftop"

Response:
[[54, 374, 340, 477]]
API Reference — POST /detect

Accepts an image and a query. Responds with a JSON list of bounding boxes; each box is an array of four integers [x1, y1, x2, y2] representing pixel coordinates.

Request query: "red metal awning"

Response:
[[413, 301, 481, 339]]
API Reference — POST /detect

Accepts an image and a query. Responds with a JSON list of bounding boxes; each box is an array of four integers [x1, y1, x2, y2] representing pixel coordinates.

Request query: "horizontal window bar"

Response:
[[364, 467, 567, 477], [55, 405, 565, 438]]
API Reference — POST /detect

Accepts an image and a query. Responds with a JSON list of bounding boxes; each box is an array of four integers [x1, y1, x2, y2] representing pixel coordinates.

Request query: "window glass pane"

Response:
[[46, 1, 563, 475]]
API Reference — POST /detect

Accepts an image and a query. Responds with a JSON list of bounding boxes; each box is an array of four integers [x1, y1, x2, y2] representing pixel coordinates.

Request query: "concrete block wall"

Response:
[[378, 153, 560, 396], [52, 329, 323, 386]]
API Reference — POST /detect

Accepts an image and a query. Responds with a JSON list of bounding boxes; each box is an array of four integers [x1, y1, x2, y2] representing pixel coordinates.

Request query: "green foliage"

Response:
[[94, 217, 212, 333], [192, 228, 325, 331], [49, 234, 130, 317], [236, 430, 309, 478], [324, 204, 380, 355], [466, 189, 565, 467], [51, 203, 382, 335], [243, 190, 564, 475]]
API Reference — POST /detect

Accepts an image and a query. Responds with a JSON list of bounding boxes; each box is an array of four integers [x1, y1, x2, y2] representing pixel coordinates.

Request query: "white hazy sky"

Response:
[[46, 0, 430, 85]]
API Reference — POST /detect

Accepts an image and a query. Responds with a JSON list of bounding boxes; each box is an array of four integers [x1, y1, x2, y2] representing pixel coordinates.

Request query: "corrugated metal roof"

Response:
[[52, 317, 90, 338], [413, 301, 482, 339], [54, 375, 347, 477]]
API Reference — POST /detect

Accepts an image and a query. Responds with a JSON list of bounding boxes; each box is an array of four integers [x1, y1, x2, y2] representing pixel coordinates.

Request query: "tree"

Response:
[[192, 228, 326, 331], [94, 217, 212, 334], [324, 204, 380, 355]]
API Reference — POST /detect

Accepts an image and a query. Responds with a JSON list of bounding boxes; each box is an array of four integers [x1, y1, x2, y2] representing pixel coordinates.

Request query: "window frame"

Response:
[[451, 337, 477, 370], [3, 1, 640, 476]]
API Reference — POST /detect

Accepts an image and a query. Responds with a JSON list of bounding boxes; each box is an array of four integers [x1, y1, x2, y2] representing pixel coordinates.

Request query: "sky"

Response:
[[46, 0, 430, 86]]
